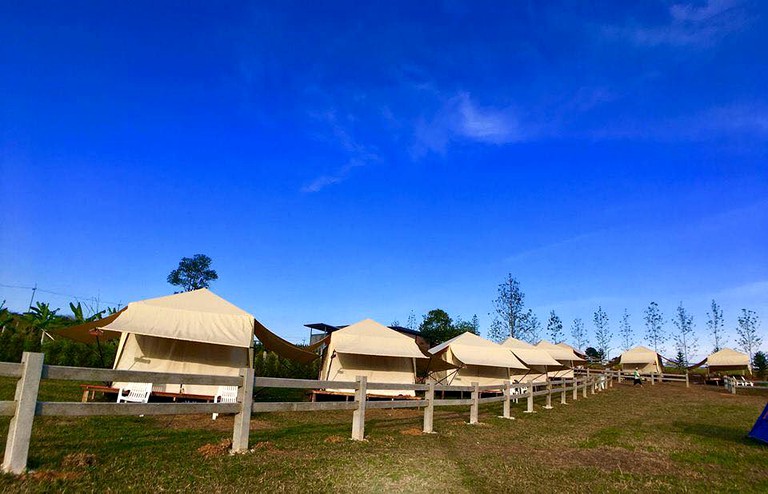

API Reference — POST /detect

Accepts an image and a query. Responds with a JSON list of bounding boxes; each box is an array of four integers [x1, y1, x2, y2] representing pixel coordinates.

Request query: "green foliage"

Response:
[[546, 310, 564, 343], [253, 345, 321, 379], [454, 314, 480, 336], [167, 253, 218, 292], [418, 309, 479, 345], [516, 308, 541, 344], [584, 346, 604, 364], [753, 351, 767, 378]]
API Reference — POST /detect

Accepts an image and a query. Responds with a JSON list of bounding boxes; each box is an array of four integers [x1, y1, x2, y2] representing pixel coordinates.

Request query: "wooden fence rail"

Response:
[[2, 352, 617, 475]]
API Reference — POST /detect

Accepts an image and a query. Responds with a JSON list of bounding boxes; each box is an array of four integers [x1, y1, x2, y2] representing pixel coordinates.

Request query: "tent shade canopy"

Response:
[[431, 332, 527, 370], [536, 340, 586, 362], [705, 348, 752, 372], [320, 319, 425, 397], [619, 346, 663, 374], [501, 338, 562, 368]]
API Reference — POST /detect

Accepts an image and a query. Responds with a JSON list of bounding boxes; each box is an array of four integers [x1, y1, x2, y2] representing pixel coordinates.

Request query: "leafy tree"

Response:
[[736, 309, 762, 362], [488, 274, 525, 342], [593, 306, 611, 362], [167, 254, 218, 292], [753, 351, 767, 379], [419, 309, 463, 345], [674, 350, 687, 370], [643, 302, 666, 353], [547, 310, 564, 343], [0, 300, 13, 329], [671, 302, 697, 367], [69, 302, 104, 324], [619, 309, 633, 351], [454, 314, 480, 335], [570, 318, 588, 351], [706, 299, 726, 352], [585, 347, 604, 364], [518, 309, 541, 344]]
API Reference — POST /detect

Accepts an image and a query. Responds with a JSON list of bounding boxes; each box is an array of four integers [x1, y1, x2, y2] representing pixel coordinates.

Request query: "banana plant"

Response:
[[69, 302, 105, 324]]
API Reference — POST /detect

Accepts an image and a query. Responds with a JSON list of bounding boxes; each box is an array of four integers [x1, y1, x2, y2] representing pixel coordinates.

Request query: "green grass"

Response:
[[1, 379, 766, 493]]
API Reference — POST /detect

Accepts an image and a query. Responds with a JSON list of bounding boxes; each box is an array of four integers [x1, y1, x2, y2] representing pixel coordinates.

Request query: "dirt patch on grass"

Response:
[[61, 453, 97, 468], [196, 439, 232, 458], [159, 414, 274, 431], [324, 435, 346, 443], [399, 428, 423, 436], [24, 470, 82, 482]]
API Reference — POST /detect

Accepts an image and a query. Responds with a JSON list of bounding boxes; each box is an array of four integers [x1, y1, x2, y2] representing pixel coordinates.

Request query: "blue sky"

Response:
[[1, 1, 766, 359]]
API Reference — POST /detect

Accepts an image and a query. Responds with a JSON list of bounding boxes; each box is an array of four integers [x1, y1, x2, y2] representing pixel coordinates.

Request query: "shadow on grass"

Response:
[[672, 421, 760, 447]]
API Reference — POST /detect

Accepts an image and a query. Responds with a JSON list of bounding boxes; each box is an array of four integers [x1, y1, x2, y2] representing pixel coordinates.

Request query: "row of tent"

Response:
[[58, 289, 753, 398], [618, 345, 753, 375]]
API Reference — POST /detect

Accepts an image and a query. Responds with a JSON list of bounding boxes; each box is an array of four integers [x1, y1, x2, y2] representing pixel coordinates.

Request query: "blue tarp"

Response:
[[748, 402, 768, 444]]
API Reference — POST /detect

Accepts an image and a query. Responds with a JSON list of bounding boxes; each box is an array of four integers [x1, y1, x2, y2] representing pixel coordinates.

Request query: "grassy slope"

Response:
[[0, 379, 766, 493]]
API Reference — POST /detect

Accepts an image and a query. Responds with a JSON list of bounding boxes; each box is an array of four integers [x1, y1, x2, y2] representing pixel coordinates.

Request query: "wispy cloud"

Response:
[[301, 111, 380, 193], [603, 0, 749, 47], [413, 92, 532, 157], [504, 231, 603, 264]]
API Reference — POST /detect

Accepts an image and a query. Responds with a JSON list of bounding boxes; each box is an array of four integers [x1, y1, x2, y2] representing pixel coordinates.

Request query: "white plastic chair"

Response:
[[116, 382, 152, 404], [212, 385, 238, 420], [739, 376, 754, 387]]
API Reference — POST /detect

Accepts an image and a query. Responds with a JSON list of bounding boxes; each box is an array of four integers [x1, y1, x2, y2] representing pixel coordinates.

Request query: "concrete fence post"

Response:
[[232, 367, 255, 453], [544, 379, 553, 409], [423, 382, 435, 433], [351, 376, 367, 440], [525, 382, 535, 413], [501, 381, 513, 420], [2, 352, 44, 475], [685, 372, 690, 388], [572, 378, 578, 401], [582, 378, 588, 398], [469, 382, 479, 424], [731, 376, 737, 395], [590, 376, 596, 395]]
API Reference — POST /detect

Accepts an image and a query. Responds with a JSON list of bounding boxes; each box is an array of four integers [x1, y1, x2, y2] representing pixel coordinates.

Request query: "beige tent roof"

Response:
[[501, 338, 562, 367], [620, 346, 660, 365], [330, 319, 427, 359], [56, 289, 319, 363], [537, 340, 586, 362], [431, 332, 527, 370], [707, 348, 751, 368]]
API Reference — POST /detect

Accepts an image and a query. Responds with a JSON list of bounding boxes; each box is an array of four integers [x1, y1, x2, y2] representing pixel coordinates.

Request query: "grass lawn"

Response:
[[0, 378, 766, 493]]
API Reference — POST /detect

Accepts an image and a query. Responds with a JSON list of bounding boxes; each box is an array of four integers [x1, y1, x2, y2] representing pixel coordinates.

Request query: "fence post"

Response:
[[469, 382, 479, 424], [572, 378, 578, 401], [351, 376, 367, 440], [544, 378, 553, 409], [685, 372, 690, 388], [2, 352, 44, 475], [501, 381, 514, 420], [525, 382, 535, 413], [582, 377, 588, 398], [232, 367, 255, 453], [560, 380, 567, 405], [731, 376, 737, 395], [591, 376, 596, 395], [423, 382, 435, 433]]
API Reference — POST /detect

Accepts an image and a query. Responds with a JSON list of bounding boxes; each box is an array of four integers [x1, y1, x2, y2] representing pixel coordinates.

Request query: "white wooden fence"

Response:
[[2, 353, 678, 475]]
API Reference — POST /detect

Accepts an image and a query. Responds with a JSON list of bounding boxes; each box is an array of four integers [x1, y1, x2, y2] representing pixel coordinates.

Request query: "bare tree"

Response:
[[671, 302, 698, 366], [488, 274, 525, 342], [593, 306, 612, 362], [643, 302, 666, 353], [547, 310, 564, 343], [706, 299, 726, 352], [570, 318, 588, 351], [619, 309, 633, 351], [736, 309, 763, 362]]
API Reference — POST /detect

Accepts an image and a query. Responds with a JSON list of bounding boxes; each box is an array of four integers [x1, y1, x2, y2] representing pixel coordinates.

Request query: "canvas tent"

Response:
[[536, 340, 585, 378], [619, 346, 663, 374], [702, 348, 752, 374], [57, 289, 319, 396], [501, 337, 562, 383], [319, 318, 428, 397], [429, 332, 528, 387]]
